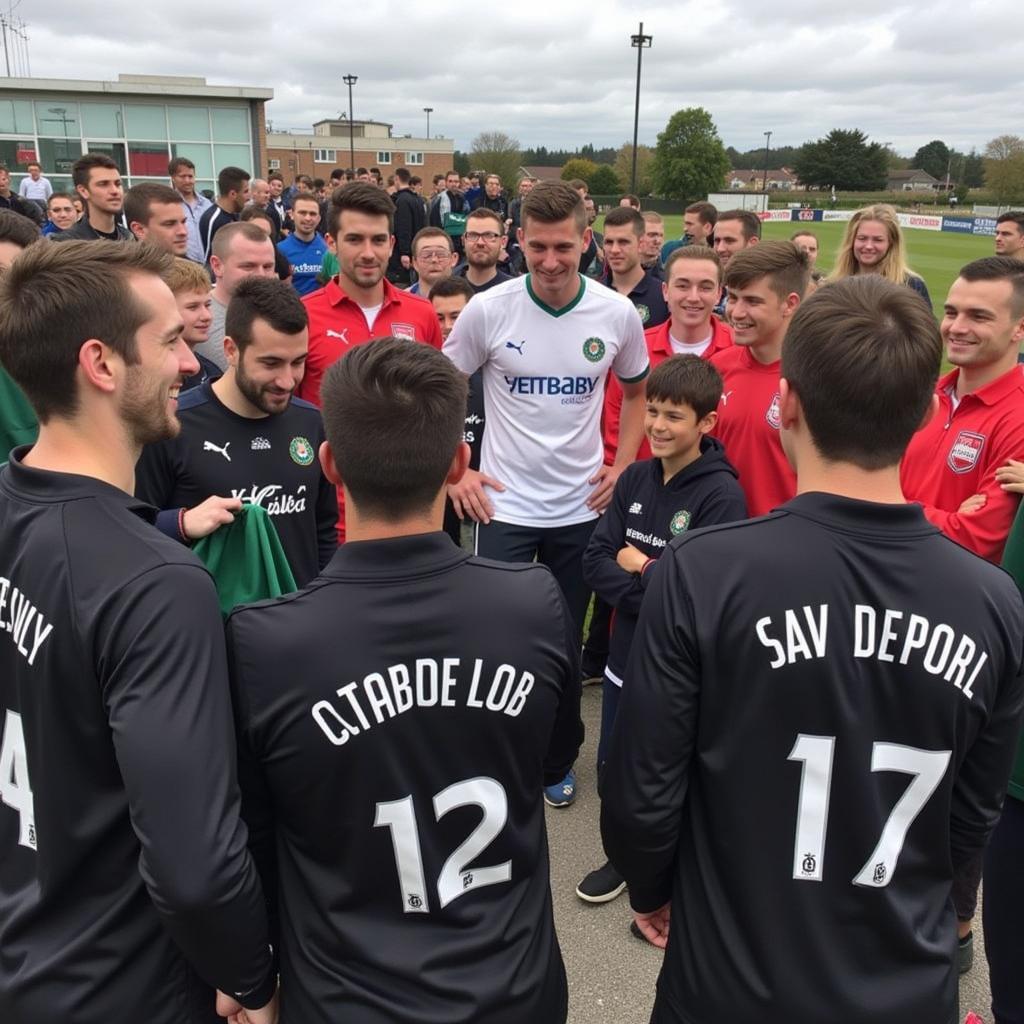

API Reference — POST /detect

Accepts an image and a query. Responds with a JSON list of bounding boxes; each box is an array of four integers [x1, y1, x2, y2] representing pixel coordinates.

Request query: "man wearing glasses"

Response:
[[458, 209, 512, 294], [407, 228, 458, 296]]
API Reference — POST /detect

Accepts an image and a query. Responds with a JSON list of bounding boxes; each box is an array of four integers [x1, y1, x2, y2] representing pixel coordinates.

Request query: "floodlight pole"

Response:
[[630, 22, 652, 194], [343, 74, 358, 171], [763, 130, 772, 193], [424, 107, 433, 138]]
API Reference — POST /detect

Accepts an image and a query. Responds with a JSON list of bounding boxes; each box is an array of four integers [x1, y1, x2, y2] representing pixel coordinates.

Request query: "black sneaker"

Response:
[[575, 861, 626, 903], [958, 931, 973, 975]]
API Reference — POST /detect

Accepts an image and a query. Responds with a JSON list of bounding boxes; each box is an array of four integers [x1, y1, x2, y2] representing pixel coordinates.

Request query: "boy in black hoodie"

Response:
[[576, 355, 747, 906]]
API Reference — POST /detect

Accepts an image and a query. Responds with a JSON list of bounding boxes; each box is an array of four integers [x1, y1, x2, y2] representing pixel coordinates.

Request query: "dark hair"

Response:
[[330, 168, 345, 182], [394, 166, 412, 185], [124, 183, 183, 228], [325, 181, 395, 237], [995, 211, 1024, 232], [412, 226, 452, 257], [664, 244, 721, 282], [716, 209, 762, 241], [409, 175, 422, 187], [225, 276, 308, 354], [567, 178, 589, 192], [958, 255, 1024, 318], [296, 174, 314, 189], [217, 166, 250, 197], [268, 172, 284, 184], [72, 153, 119, 190], [0, 208, 41, 248], [685, 201, 718, 227], [47, 191, 74, 209], [0, 241, 172, 421], [433, 173, 445, 185], [723, 241, 809, 301], [320, 336, 468, 520], [239, 204, 275, 233], [168, 156, 195, 176], [782, 275, 941, 470], [521, 180, 586, 232], [428, 275, 474, 302], [603, 206, 645, 236], [790, 229, 818, 243], [290, 192, 321, 211], [646, 355, 723, 420], [619, 194, 641, 209], [466, 207, 505, 231]]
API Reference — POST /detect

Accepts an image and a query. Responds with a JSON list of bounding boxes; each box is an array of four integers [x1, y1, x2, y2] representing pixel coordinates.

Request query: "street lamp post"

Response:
[[423, 107, 433, 139], [629, 22, 652, 195], [343, 74, 358, 171], [762, 130, 772, 193]]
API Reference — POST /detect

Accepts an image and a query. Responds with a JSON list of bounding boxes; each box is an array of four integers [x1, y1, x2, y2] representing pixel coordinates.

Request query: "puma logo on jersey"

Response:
[[720, 390, 734, 406], [629, 502, 643, 514], [203, 440, 231, 462], [325, 329, 349, 343], [505, 340, 526, 355]]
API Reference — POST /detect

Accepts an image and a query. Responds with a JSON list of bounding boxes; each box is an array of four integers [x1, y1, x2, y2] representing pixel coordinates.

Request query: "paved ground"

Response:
[[545, 683, 993, 1024]]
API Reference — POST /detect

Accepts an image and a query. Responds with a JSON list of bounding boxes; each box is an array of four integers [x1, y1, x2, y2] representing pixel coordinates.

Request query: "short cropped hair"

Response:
[[958, 255, 1024, 318], [124, 183, 183, 228], [268, 172, 284, 184], [664, 244, 722, 282], [412, 226, 452, 257], [995, 211, 1024, 233], [619, 194, 641, 209], [217, 166, 250, 197], [325, 181, 395, 238], [428, 275, 474, 302], [0, 241, 172, 421], [723, 240, 808, 301], [212, 220, 273, 261], [320, 337, 468, 520], [791, 229, 818, 244], [603, 206, 645, 236], [239, 205, 275, 232], [168, 156, 195, 176], [164, 256, 212, 296], [685, 201, 718, 228], [466, 207, 505, 231], [782, 275, 941, 470], [47, 191, 74, 209], [521, 180, 586, 233], [72, 153, 119, 190], [0, 208, 41, 249], [394, 166, 412, 185], [643, 211, 664, 226], [225, 276, 307, 354], [646, 355, 723, 420], [716, 209, 761, 241]]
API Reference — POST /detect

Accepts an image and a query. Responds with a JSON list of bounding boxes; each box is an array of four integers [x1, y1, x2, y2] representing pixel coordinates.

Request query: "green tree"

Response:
[[984, 135, 1024, 203], [560, 158, 599, 186], [912, 140, 951, 182], [792, 129, 887, 190], [613, 143, 655, 194], [650, 108, 730, 202], [961, 150, 986, 188], [469, 132, 522, 191], [588, 164, 620, 195], [452, 151, 471, 176]]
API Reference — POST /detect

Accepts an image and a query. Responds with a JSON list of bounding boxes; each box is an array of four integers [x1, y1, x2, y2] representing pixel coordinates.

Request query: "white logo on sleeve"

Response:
[[629, 502, 643, 515], [203, 440, 231, 462], [326, 328, 349, 343]]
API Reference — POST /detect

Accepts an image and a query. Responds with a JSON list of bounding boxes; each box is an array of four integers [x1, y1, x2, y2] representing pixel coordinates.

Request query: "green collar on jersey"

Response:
[[525, 274, 586, 318]]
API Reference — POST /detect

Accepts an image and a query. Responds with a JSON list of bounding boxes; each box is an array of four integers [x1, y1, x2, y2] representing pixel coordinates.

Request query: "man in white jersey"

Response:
[[444, 180, 649, 806]]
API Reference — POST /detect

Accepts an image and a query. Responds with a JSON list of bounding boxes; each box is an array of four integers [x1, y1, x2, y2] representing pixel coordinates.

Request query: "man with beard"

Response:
[[0, 241, 277, 1024], [457, 208, 511, 293], [136, 276, 337, 587]]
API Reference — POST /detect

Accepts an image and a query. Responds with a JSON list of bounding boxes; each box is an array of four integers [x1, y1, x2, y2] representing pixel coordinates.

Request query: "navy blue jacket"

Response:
[[583, 437, 746, 680]]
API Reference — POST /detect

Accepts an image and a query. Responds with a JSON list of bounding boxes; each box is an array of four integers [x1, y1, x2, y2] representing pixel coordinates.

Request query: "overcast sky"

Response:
[[25, 0, 1024, 157]]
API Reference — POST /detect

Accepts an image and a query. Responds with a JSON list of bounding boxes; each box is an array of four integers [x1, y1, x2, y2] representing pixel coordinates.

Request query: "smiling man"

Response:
[[601, 206, 668, 329], [124, 183, 190, 256], [52, 154, 132, 242]]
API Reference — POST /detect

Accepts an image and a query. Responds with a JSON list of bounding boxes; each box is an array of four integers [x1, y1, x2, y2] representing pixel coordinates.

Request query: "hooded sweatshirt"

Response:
[[583, 436, 747, 682]]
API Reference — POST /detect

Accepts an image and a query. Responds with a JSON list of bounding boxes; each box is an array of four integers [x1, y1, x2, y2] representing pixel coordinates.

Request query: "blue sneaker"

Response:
[[544, 769, 576, 808]]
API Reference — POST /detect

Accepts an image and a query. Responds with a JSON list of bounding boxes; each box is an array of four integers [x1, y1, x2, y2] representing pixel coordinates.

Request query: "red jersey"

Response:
[[901, 365, 1024, 562], [708, 345, 795, 517], [602, 316, 733, 464], [297, 277, 442, 541], [297, 277, 443, 407]]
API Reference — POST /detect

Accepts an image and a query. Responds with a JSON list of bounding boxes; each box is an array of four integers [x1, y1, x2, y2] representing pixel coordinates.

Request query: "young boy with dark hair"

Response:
[[576, 354, 747, 904]]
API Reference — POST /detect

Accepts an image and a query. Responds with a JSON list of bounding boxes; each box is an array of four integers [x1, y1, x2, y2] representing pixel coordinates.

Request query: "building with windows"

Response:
[[0, 74, 271, 195], [266, 118, 453, 182]]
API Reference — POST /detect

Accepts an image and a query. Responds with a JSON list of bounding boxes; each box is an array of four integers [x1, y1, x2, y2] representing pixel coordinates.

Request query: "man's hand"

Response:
[[587, 464, 624, 512], [183, 496, 243, 540], [996, 458, 1024, 494], [216, 989, 279, 1024], [616, 543, 649, 574], [400, 255, 411, 270], [633, 903, 670, 948], [447, 468, 506, 524], [958, 493, 986, 514]]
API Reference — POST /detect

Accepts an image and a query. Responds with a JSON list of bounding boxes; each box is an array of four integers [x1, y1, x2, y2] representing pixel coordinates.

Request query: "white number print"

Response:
[[0, 709, 36, 851], [375, 777, 511, 914], [789, 735, 949, 887]]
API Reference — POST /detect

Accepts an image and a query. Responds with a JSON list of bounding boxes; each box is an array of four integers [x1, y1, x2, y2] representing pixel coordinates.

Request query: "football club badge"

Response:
[[391, 322, 416, 340], [583, 337, 606, 363], [289, 436, 315, 466], [766, 392, 782, 429], [670, 510, 691, 535], [947, 431, 985, 474]]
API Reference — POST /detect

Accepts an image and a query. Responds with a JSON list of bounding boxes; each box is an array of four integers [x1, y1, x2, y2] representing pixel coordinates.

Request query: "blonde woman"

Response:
[[830, 204, 931, 308]]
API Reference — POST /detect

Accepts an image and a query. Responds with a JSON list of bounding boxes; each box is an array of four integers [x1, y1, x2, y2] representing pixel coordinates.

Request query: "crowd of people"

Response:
[[1, 150, 1024, 1024]]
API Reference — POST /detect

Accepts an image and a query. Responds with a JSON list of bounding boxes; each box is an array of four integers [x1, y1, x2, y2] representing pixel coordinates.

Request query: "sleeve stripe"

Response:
[[617, 366, 650, 384]]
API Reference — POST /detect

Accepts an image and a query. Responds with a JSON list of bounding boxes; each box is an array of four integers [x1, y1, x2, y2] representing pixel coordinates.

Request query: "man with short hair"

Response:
[[660, 201, 718, 265], [431, 173, 445, 196], [710, 241, 808, 516], [248, 177, 283, 236], [277, 193, 328, 297], [17, 162, 51, 211], [473, 174, 510, 220], [444, 180, 649, 807], [0, 240, 278, 1024], [601, 272, 1024, 1024], [51, 155, 131, 241], [619, 194, 641, 210], [41, 192, 77, 236], [124, 183, 189, 256], [137, 276, 336, 587], [408, 227, 457, 296], [226, 335, 582, 1024], [995, 212, 1024, 261], [429, 170, 470, 256], [193, 221, 277, 371], [389, 166, 426, 286], [169, 156, 213, 263], [0, 166, 42, 225], [268, 173, 287, 228], [509, 176, 535, 236], [601, 206, 668, 329], [459, 208, 511, 293], [164, 255, 222, 390], [198, 166, 251, 263], [640, 211, 665, 273], [791, 229, 819, 265]]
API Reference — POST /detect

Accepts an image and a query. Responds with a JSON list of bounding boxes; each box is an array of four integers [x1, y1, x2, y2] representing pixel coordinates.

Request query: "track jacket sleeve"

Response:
[[543, 573, 585, 787], [100, 563, 275, 1008], [600, 539, 700, 913]]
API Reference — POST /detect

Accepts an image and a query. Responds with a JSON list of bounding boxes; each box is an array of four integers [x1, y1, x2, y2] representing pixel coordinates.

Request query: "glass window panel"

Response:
[[81, 142, 127, 175], [213, 144, 251, 175], [0, 99, 34, 134], [35, 101, 80, 138], [129, 141, 170, 177], [210, 107, 249, 145], [0, 140, 39, 171], [37, 138, 83, 175], [80, 103, 124, 138], [168, 105, 210, 141], [171, 142, 213, 179], [124, 104, 167, 141]]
